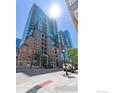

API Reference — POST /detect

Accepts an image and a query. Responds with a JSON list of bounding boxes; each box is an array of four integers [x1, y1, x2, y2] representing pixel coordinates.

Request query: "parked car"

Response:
[[74, 64, 78, 70], [63, 63, 75, 72]]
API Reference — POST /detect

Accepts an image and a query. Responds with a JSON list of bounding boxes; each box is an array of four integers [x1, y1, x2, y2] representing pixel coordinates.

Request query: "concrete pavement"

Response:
[[16, 70, 78, 93]]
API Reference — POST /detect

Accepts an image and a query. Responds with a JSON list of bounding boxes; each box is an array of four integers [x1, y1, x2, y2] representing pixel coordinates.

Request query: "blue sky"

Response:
[[16, 0, 78, 48]]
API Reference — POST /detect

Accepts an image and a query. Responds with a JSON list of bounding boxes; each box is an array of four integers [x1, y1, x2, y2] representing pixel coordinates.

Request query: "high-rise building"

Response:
[[16, 38, 21, 64], [16, 38, 21, 48], [59, 30, 73, 62], [65, 0, 78, 32], [17, 4, 62, 68], [20, 3, 51, 46], [50, 18, 58, 36], [59, 30, 73, 49], [63, 30, 73, 48]]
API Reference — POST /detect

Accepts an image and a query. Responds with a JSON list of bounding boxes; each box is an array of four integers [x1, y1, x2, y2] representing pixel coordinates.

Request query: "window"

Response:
[[20, 62, 23, 65], [29, 48, 32, 53], [23, 48, 27, 52]]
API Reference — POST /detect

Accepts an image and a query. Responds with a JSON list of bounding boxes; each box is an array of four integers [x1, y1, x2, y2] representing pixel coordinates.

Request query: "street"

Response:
[[16, 69, 78, 93]]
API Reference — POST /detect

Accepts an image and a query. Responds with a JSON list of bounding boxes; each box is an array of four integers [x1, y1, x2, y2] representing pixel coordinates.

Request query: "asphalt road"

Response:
[[16, 68, 63, 76]]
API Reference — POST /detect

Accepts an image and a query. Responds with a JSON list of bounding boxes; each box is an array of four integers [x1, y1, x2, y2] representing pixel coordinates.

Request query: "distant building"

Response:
[[59, 30, 73, 62], [65, 0, 78, 32], [16, 38, 21, 63], [59, 30, 73, 49], [63, 30, 73, 48], [16, 38, 21, 48]]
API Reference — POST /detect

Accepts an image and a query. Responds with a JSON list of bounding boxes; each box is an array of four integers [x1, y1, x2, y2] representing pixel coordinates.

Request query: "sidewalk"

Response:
[[37, 73, 78, 93], [16, 70, 78, 93]]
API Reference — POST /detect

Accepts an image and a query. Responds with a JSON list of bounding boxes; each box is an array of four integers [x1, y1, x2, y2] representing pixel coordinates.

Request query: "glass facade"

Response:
[[20, 3, 51, 46], [16, 38, 21, 48], [59, 30, 73, 49], [59, 30, 73, 62], [63, 30, 73, 48]]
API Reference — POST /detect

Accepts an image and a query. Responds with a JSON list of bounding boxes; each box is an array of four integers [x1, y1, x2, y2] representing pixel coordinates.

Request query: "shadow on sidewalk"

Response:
[[63, 74, 76, 79], [16, 68, 63, 76]]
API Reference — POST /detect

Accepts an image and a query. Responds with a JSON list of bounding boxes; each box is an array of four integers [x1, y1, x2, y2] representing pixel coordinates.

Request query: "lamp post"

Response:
[[62, 49, 68, 75]]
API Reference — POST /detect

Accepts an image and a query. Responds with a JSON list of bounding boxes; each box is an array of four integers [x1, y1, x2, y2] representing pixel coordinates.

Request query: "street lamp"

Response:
[[62, 49, 68, 76]]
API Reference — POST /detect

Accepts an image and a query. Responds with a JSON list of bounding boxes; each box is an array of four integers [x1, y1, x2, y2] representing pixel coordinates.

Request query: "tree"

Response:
[[68, 48, 78, 65], [68, 48, 78, 73]]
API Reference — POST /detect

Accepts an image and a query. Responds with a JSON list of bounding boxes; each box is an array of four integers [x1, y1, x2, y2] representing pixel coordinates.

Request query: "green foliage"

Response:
[[68, 48, 78, 65]]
